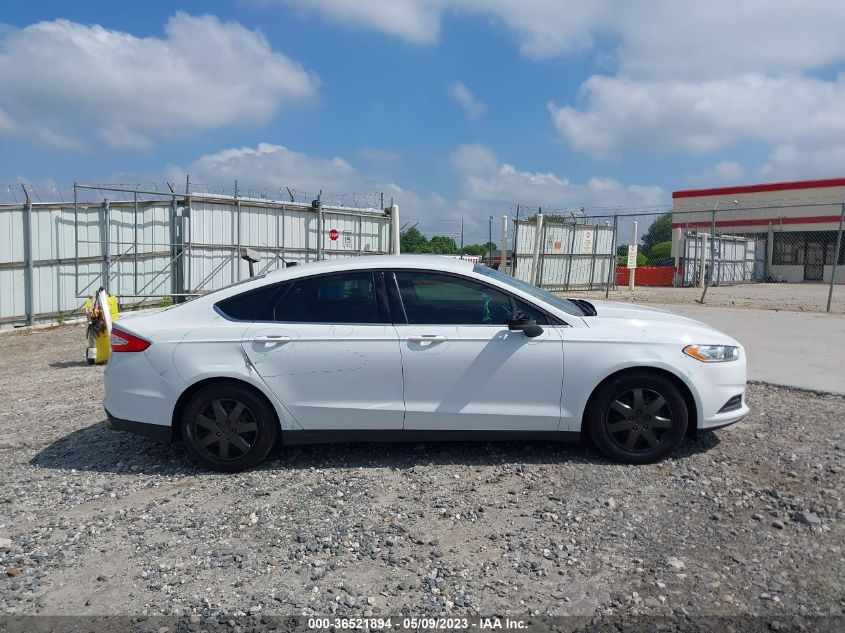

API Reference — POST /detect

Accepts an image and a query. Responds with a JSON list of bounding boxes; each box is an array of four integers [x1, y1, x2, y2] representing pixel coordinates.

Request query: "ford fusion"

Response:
[[104, 255, 748, 471]]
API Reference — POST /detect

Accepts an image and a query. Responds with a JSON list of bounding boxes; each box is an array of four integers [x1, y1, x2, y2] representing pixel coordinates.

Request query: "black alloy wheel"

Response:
[[604, 387, 673, 453], [181, 382, 277, 472], [193, 398, 259, 461], [588, 372, 688, 464]]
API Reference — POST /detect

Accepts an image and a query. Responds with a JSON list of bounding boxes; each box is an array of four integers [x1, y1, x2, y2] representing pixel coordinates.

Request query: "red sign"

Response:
[[329, 228, 339, 241]]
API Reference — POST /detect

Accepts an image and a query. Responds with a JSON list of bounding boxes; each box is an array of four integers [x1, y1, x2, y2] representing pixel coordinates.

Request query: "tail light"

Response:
[[110, 327, 151, 352]]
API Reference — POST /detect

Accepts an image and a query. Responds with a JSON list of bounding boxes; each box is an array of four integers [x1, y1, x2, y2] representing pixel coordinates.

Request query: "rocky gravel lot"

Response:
[[0, 324, 843, 630]]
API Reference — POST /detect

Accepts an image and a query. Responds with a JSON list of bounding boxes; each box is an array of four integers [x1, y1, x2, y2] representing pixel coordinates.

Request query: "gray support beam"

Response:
[[101, 199, 110, 292], [391, 204, 400, 255], [22, 185, 35, 325], [827, 203, 844, 312]]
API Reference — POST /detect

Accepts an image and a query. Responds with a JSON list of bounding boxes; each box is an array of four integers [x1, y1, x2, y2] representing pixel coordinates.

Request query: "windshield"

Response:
[[473, 265, 585, 317]]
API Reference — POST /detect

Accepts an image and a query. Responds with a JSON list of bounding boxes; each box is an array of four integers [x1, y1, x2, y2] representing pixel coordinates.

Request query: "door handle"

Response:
[[253, 335, 292, 343], [408, 335, 447, 343]]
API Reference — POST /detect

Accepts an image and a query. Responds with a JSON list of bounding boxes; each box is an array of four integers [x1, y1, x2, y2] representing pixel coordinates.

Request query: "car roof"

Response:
[[265, 254, 474, 279]]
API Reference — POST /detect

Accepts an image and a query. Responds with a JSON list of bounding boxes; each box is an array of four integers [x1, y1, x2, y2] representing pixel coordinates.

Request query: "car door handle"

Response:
[[408, 335, 447, 343], [253, 335, 292, 343]]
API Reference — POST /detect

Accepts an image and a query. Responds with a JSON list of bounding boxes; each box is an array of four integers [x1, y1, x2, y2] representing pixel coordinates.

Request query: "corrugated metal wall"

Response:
[[512, 219, 615, 290], [0, 191, 392, 329], [680, 232, 758, 286]]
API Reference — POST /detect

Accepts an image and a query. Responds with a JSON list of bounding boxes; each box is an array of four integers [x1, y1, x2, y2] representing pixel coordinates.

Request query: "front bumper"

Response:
[[106, 408, 172, 442]]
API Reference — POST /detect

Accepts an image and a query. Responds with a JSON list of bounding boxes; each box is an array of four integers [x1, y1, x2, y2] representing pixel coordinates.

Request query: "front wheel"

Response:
[[587, 372, 688, 464], [181, 383, 278, 472]]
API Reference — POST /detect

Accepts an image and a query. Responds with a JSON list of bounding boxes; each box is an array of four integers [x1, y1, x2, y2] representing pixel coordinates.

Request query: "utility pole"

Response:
[[488, 215, 493, 266], [500, 215, 508, 273], [460, 218, 464, 257]]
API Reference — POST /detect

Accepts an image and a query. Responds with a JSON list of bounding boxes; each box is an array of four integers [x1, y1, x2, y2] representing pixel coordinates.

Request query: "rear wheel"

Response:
[[588, 372, 688, 464], [181, 383, 278, 472]]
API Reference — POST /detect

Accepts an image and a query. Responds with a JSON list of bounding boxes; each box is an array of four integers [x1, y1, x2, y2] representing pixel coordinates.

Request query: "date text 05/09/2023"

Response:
[[307, 617, 528, 630]]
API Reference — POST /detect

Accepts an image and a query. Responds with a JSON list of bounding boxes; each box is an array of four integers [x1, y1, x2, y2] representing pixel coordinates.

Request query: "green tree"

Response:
[[426, 235, 459, 254], [617, 252, 648, 267], [400, 227, 428, 253], [642, 213, 672, 255], [647, 240, 672, 262]]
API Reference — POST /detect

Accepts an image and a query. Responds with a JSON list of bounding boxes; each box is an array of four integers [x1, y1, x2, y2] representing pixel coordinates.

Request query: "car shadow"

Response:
[[49, 360, 92, 369], [30, 419, 722, 476]]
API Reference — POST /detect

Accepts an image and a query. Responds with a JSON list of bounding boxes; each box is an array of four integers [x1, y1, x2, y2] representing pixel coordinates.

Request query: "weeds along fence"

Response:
[[0, 183, 396, 329]]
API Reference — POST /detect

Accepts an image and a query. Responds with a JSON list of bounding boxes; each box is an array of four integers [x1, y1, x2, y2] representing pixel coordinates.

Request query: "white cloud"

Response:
[[171, 141, 665, 237], [269, 1, 845, 76], [688, 161, 745, 185], [0, 13, 318, 150], [176, 143, 357, 198], [549, 73, 845, 158], [450, 81, 486, 121], [760, 145, 845, 180], [450, 143, 664, 213], [275, 0, 442, 44]]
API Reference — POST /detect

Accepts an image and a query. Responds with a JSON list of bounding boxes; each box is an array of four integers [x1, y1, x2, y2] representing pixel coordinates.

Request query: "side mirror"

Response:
[[507, 311, 544, 338], [521, 324, 544, 338]]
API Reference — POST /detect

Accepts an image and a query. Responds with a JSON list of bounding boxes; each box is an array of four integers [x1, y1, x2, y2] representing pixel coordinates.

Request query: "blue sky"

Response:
[[2, 1, 844, 240]]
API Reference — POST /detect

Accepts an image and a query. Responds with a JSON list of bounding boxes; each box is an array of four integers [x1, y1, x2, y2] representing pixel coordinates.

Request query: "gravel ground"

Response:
[[0, 324, 843, 629]]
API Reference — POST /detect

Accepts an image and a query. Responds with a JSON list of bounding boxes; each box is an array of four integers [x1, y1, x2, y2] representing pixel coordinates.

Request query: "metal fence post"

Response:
[[391, 204, 401, 255], [316, 191, 324, 260], [588, 223, 599, 290], [531, 213, 544, 286], [133, 191, 139, 295], [73, 183, 79, 298], [21, 185, 34, 325], [827, 203, 845, 312], [564, 223, 577, 290], [235, 180, 241, 279], [500, 215, 508, 273], [699, 206, 718, 303], [605, 214, 618, 298], [101, 198, 110, 292]]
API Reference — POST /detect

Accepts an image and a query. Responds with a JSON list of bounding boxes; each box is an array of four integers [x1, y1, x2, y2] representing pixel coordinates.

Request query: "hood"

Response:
[[581, 300, 740, 346], [586, 300, 707, 326]]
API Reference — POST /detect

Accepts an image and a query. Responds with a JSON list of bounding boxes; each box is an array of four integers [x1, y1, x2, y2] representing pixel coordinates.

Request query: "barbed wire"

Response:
[[0, 182, 390, 209]]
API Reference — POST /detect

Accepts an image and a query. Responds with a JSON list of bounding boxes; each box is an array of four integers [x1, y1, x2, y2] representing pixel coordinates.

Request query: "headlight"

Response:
[[683, 344, 739, 362]]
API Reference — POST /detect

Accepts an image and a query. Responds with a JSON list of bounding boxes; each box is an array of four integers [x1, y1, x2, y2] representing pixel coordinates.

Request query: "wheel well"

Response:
[[170, 378, 281, 441], [582, 367, 699, 434]]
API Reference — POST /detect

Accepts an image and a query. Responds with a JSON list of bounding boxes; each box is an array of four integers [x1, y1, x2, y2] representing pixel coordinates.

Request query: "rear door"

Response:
[[238, 271, 405, 430], [389, 270, 565, 431]]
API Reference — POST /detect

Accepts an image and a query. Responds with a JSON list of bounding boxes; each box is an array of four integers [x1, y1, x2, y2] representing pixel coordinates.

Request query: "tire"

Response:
[[180, 382, 278, 472], [587, 372, 688, 464]]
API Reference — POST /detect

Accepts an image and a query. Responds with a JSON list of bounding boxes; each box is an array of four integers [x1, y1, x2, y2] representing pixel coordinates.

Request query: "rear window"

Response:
[[215, 284, 285, 321], [273, 272, 380, 323]]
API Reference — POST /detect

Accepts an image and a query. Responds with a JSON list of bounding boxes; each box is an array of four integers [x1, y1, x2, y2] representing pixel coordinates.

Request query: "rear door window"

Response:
[[215, 284, 285, 321], [273, 272, 381, 323]]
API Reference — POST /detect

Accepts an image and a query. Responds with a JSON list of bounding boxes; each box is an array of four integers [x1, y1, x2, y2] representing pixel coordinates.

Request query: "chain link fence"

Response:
[[0, 183, 397, 329], [515, 202, 844, 314]]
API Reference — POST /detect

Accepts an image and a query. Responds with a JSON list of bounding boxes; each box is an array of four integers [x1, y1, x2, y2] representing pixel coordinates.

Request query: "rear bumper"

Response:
[[106, 409, 172, 442]]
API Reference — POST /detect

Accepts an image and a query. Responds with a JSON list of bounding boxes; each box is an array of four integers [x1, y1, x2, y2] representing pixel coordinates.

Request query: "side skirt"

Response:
[[282, 429, 580, 446]]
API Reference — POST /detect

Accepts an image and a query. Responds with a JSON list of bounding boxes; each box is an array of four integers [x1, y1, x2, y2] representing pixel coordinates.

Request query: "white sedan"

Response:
[[104, 255, 748, 471]]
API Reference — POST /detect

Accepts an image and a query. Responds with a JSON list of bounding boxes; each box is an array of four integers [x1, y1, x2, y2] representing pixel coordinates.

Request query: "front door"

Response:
[[391, 271, 564, 431], [241, 271, 404, 430], [804, 241, 824, 281]]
